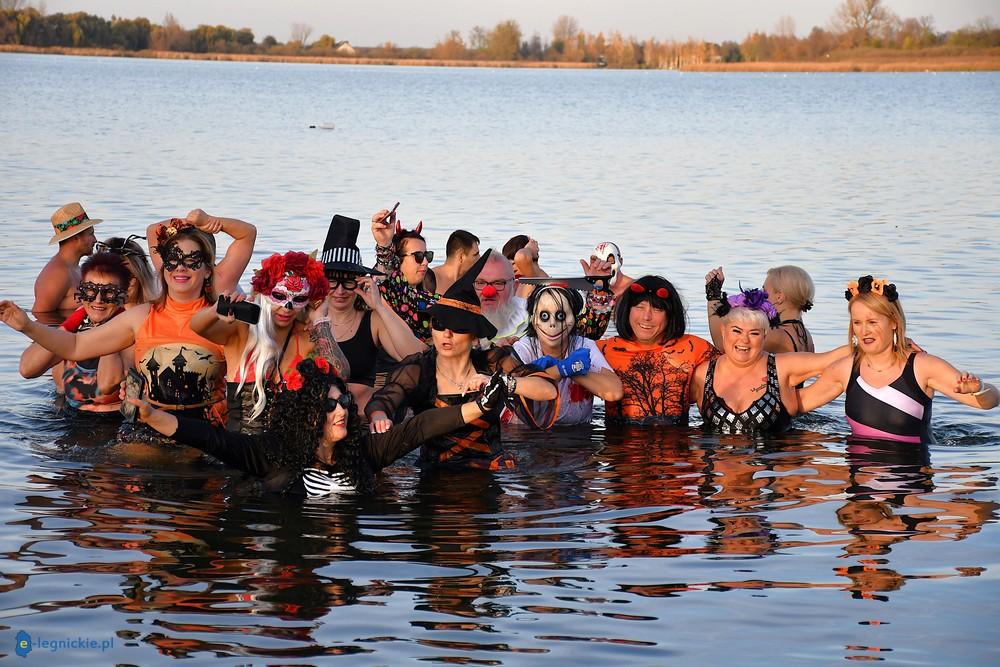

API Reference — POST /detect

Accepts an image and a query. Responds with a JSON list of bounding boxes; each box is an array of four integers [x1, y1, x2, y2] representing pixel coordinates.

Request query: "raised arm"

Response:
[[305, 298, 350, 378], [1, 300, 142, 361], [186, 209, 256, 293], [362, 277, 427, 360], [705, 266, 726, 348], [189, 292, 244, 346], [918, 353, 999, 410]]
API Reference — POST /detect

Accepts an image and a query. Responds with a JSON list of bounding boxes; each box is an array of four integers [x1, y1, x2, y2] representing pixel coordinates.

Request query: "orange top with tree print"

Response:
[[597, 334, 718, 426]]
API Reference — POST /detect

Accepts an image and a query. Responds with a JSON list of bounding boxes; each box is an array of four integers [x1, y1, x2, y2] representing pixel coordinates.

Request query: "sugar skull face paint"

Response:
[[532, 289, 575, 353], [267, 275, 311, 310]]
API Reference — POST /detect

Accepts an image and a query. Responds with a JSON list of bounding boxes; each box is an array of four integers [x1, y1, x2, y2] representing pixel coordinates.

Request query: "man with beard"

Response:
[[475, 248, 616, 348]]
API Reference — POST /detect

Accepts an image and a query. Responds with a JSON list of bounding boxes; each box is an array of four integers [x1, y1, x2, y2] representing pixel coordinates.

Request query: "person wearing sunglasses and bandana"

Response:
[[123, 357, 510, 497], [0, 215, 254, 451], [597, 275, 720, 426], [19, 253, 133, 414], [371, 207, 440, 341], [191, 251, 350, 434], [366, 250, 559, 470]]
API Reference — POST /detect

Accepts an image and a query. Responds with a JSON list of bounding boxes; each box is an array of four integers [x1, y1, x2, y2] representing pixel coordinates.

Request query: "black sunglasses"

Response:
[[326, 275, 360, 290], [95, 234, 147, 258], [401, 250, 434, 264], [325, 393, 353, 412], [431, 317, 472, 335]]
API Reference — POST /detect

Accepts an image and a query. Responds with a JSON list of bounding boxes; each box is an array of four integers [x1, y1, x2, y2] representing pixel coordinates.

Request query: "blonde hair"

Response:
[[848, 291, 907, 368], [767, 265, 815, 311]]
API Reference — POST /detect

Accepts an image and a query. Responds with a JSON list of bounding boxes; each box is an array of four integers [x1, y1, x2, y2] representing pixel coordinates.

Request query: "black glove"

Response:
[[476, 372, 509, 413], [706, 275, 724, 301]]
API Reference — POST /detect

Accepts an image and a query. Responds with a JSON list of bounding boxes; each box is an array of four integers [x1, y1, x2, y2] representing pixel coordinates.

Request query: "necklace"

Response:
[[437, 362, 474, 395], [865, 358, 896, 373], [331, 312, 359, 327]]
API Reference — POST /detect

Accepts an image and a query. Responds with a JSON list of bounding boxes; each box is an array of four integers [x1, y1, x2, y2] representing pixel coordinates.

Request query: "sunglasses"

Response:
[[325, 393, 353, 412], [401, 250, 434, 264], [473, 279, 509, 292], [326, 276, 359, 290], [431, 317, 472, 335], [630, 283, 670, 299], [95, 234, 147, 258], [76, 281, 126, 305], [162, 248, 209, 272]]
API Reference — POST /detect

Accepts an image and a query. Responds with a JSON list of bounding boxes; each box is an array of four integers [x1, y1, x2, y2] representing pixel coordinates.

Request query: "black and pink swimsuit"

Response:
[[845, 353, 933, 444]]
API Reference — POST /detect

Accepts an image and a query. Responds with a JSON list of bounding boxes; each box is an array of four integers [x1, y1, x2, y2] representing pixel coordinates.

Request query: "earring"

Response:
[[851, 335, 858, 346], [892, 331, 898, 345]]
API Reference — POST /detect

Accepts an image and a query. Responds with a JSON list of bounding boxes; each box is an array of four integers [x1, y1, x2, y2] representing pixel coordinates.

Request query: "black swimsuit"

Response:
[[700, 353, 792, 436], [338, 310, 378, 386]]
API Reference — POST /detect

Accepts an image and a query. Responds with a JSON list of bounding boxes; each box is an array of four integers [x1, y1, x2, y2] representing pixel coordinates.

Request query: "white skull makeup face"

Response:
[[532, 289, 575, 353], [267, 274, 311, 310]]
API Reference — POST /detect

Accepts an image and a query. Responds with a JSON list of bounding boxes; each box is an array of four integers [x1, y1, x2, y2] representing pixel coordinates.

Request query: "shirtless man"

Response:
[[33, 202, 100, 319], [433, 229, 480, 294]]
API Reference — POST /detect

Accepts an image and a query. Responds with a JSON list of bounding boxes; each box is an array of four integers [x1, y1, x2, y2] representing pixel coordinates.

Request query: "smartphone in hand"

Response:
[[120, 367, 147, 423], [217, 296, 261, 325]]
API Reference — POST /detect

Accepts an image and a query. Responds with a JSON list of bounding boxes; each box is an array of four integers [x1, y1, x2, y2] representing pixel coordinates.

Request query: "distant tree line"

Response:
[[1, 0, 997, 68]]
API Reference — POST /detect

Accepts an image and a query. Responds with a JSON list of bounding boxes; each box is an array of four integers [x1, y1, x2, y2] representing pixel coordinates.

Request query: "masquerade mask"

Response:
[[630, 282, 669, 299], [431, 317, 472, 335], [325, 393, 353, 412], [76, 281, 126, 305], [267, 275, 311, 310], [95, 235, 147, 258], [162, 246, 209, 272]]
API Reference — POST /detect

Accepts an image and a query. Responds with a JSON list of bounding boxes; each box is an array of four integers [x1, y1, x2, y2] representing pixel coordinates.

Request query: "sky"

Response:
[[39, 1, 998, 46]]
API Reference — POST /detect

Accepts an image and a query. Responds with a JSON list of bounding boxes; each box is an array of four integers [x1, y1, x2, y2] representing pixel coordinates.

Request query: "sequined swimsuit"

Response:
[[700, 353, 791, 435]]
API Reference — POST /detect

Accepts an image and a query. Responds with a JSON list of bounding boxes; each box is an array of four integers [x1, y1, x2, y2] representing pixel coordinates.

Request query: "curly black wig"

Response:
[[267, 358, 375, 494]]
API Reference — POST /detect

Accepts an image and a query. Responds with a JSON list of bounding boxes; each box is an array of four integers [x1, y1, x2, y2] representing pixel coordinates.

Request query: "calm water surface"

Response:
[[0, 53, 998, 664]]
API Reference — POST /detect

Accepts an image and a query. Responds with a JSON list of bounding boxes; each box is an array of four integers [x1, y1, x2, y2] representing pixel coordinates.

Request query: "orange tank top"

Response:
[[133, 296, 226, 413]]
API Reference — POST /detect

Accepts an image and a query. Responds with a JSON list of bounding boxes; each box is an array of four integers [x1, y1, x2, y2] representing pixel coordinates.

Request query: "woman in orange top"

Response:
[[0, 210, 255, 447], [597, 275, 718, 426]]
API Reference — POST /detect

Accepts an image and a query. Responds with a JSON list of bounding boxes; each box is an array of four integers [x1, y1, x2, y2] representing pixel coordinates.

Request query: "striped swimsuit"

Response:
[[845, 353, 932, 443]]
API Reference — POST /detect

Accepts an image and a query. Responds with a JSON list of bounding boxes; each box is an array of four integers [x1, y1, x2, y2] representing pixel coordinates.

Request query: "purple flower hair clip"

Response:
[[714, 286, 780, 327]]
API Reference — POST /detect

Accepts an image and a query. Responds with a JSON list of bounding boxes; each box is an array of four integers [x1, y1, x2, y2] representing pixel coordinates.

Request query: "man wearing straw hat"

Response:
[[33, 202, 101, 318]]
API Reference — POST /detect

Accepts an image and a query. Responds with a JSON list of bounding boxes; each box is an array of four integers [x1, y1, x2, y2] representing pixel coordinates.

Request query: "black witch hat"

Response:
[[321, 214, 384, 275], [428, 248, 497, 340]]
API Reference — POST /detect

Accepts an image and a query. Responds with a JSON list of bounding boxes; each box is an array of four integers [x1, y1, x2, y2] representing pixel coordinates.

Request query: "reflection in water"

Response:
[[1, 425, 997, 662]]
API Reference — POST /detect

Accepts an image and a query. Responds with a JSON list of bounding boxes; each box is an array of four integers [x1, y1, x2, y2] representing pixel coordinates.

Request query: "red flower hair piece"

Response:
[[251, 251, 330, 302], [155, 218, 194, 255], [314, 356, 331, 374]]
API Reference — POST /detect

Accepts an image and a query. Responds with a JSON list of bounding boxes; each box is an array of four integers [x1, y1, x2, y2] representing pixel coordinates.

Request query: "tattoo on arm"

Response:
[[309, 319, 351, 378]]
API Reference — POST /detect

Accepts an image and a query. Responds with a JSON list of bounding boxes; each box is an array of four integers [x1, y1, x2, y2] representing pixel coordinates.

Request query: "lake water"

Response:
[[0, 53, 999, 664]]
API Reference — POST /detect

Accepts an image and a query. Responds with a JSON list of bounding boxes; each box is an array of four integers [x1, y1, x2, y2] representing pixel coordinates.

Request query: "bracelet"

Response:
[[503, 373, 517, 395], [972, 382, 991, 397], [705, 277, 724, 302], [309, 316, 331, 329]]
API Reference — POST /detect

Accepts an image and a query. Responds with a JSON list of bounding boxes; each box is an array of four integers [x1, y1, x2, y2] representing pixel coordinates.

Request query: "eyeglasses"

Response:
[[431, 317, 472, 335], [95, 234, 147, 258], [401, 250, 434, 264], [76, 281, 126, 305], [326, 275, 359, 290], [162, 248, 209, 272], [325, 393, 353, 412], [473, 279, 509, 292]]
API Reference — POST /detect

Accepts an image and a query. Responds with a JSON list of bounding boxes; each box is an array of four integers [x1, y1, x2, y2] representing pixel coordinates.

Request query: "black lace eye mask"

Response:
[[76, 281, 126, 305], [162, 246, 209, 272]]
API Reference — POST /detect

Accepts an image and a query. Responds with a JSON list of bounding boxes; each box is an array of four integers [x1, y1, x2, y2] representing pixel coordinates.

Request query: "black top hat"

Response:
[[428, 249, 497, 340], [322, 214, 384, 275]]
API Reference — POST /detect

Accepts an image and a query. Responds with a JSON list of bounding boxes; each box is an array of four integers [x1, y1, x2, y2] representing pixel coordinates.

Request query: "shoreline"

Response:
[[2, 45, 998, 72]]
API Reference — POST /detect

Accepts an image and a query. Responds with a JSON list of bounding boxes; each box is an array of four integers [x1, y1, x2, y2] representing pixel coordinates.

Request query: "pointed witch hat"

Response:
[[428, 248, 497, 340]]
